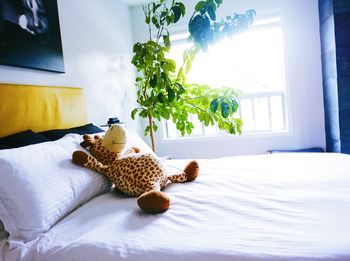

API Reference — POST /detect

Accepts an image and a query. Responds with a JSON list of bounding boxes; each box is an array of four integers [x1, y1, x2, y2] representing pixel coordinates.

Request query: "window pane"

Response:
[[270, 96, 285, 130], [163, 18, 287, 139], [240, 99, 255, 132], [204, 124, 218, 136], [191, 115, 204, 136], [171, 27, 285, 95], [166, 120, 178, 138], [254, 97, 270, 131], [168, 42, 191, 69]]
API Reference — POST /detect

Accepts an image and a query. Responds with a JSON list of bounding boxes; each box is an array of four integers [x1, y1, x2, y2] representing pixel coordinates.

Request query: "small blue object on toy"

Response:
[[268, 147, 324, 154], [107, 117, 120, 124], [101, 117, 123, 127]]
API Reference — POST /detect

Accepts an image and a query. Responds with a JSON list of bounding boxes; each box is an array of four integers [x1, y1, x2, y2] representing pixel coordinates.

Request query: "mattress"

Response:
[[2, 153, 350, 261]]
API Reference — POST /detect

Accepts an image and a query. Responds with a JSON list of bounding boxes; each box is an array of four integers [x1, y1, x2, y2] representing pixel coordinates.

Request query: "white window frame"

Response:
[[160, 13, 292, 142]]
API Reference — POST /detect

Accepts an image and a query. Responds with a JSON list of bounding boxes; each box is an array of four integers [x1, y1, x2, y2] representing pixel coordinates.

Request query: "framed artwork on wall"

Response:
[[0, 0, 65, 73]]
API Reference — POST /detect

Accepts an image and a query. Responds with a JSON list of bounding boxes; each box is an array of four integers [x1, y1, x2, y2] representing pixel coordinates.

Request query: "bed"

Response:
[[0, 83, 350, 261]]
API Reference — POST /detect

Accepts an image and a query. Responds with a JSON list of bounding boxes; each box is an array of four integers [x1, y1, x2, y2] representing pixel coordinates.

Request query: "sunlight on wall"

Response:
[[73, 53, 136, 128]]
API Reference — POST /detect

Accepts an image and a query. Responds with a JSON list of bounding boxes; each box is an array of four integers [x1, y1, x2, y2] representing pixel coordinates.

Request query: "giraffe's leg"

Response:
[[167, 172, 187, 183], [72, 151, 108, 173], [168, 160, 199, 183], [72, 151, 89, 166], [137, 184, 170, 214], [183, 160, 199, 182]]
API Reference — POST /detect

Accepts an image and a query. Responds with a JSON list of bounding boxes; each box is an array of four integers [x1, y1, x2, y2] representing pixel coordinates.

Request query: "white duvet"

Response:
[[2, 153, 350, 261]]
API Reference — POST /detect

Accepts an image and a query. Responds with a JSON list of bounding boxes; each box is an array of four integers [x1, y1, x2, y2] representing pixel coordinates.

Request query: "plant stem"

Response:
[[148, 114, 156, 152], [143, 5, 152, 41], [184, 100, 208, 113], [173, 11, 197, 82], [183, 96, 210, 101]]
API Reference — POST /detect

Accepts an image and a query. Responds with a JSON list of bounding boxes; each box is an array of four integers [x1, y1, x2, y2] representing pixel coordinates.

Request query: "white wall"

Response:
[[0, 0, 140, 131], [130, 0, 326, 159]]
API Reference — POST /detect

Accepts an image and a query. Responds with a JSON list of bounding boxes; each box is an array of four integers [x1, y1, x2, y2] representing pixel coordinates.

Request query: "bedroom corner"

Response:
[[0, 0, 141, 134], [0, 1, 350, 260]]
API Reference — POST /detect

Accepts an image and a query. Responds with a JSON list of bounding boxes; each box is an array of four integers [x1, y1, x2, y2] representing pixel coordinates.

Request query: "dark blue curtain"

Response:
[[319, 0, 350, 154]]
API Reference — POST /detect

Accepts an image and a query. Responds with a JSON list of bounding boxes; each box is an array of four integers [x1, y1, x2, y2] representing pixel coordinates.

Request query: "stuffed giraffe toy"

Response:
[[72, 124, 199, 214]]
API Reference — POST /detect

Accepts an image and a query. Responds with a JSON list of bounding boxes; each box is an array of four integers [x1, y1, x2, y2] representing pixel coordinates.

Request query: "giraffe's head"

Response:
[[102, 124, 126, 153]]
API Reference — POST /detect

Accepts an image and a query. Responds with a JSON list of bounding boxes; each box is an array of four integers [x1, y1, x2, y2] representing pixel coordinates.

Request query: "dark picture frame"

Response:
[[0, 0, 65, 73]]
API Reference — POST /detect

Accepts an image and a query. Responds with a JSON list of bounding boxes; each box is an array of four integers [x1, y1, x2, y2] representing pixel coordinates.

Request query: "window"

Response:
[[164, 17, 288, 140]]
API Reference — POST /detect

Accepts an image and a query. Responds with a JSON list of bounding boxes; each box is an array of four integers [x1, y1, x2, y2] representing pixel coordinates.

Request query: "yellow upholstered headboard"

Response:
[[0, 83, 88, 138]]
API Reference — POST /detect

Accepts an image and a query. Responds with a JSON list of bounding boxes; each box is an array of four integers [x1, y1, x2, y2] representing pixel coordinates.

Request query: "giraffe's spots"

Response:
[[80, 140, 196, 197]]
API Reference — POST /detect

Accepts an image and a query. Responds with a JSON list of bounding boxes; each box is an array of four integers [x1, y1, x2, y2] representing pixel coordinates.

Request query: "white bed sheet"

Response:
[[2, 153, 350, 261]]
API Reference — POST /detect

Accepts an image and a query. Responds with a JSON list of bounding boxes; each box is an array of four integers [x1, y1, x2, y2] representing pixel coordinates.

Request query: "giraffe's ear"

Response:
[[83, 134, 91, 140], [94, 135, 102, 140], [81, 135, 95, 148]]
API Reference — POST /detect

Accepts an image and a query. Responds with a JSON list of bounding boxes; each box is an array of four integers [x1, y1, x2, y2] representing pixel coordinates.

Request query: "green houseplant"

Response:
[[131, 0, 255, 152]]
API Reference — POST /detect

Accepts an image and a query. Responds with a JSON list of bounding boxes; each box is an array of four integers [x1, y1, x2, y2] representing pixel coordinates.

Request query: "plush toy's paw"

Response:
[[137, 190, 170, 214], [184, 160, 199, 182], [72, 151, 89, 166]]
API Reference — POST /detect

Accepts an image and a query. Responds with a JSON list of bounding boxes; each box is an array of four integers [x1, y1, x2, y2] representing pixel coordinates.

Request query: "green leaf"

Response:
[[163, 63, 176, 73], [135, 77, 142, 82], [188, 14, 211, 47], [144, 126, 150, 136], [153, 110, 161, 121], [131, 108, 138, 120], [163, 34, 170, 49], [207, 0, 217, 11], [207, 5, 216, 21], [161, 109, 170, 120], [133, 43, 141, 53], [131, 55, 138, 66], [139, 109, 149, 118], [166, 15, 173, 25], [214, 0, 223, 7], [210, 99, 219, 113], [161, 72, 168, 83], [171, 5, 181, 23], [178, 2, 186, 16], [231, 99, 239, 113], [152, 16, 159, 28], [186, 125, 192, 135], [150, 74, 157, 88], [168, 88, 176, 102], [221, 102, 230, 118], [152, 122, 158, 132], [195, 1, 206, 12], [175, 83, 186, 96], [176, 121, 185, 135], [140, 97, 154, 106], [152, 3, 161, 13], [236, 118, 243, 134], [157, 93, 165, 103]]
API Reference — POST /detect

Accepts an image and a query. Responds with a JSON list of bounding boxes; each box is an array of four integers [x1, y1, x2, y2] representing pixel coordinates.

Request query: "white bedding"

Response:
[[0, 134, 111, 247], [2, 153, 350, 261]]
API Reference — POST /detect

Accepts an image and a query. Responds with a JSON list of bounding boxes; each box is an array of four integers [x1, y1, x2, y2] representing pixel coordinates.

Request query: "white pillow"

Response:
[[0, 134, 111, 248], [125, 129, 155, 155]]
